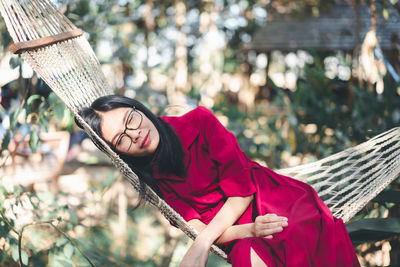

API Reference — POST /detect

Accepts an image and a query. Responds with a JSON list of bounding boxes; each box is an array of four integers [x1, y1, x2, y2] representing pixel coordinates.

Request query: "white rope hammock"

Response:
[[1, 0, 399, 260]]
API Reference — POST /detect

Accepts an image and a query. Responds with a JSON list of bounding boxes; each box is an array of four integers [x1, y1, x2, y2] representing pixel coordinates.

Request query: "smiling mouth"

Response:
[[141, 131, 150, 148]]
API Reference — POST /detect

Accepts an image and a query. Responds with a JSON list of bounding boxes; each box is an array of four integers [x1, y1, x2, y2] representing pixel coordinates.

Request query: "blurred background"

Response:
[[0, 0, 400, 266]]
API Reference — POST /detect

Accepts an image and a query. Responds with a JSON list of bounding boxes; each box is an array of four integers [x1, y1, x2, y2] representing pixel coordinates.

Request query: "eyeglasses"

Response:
[[114, 106, 143, 152]]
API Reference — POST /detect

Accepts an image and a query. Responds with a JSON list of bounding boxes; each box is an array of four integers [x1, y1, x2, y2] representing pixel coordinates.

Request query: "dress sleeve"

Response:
[[197, 106, 256, 197], [158, 182, 202, 224]]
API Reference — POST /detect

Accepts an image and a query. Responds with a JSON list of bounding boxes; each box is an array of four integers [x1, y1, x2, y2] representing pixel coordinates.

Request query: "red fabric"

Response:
[[154, 106, 360, 267]]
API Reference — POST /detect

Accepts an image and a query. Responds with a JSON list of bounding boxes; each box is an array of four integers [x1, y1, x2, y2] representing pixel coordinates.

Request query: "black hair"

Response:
[[74, 95, 186, 204]]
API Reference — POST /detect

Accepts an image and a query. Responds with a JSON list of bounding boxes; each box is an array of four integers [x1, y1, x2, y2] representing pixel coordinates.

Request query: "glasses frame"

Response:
[[114, 106, 143, 152]]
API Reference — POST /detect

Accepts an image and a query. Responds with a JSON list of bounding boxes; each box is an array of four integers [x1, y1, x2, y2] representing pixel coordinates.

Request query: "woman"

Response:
[[76, 95, 360, 267]]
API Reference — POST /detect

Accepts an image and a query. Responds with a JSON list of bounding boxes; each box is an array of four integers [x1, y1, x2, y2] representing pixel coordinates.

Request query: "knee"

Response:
[[251, 247, 268, 267]]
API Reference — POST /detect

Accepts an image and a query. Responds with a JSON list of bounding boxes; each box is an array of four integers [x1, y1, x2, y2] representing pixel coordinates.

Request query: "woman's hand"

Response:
[[182, 196, 254, 266], [179, 234, 211, 267], [252, 213, 288, 239]]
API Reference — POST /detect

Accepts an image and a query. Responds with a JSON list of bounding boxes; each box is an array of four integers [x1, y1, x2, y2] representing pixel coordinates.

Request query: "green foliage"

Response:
[[213, 57, 399, 168], [28, 127, 40, 153], [0, 182, 96, 266], [0, 89, 75, 154], [1, 0, 400, 265]]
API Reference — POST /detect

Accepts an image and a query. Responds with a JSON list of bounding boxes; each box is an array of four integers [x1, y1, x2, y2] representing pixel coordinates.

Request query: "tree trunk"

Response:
[[166, 0, 188, 110], [174, 0, 188, 93], [144, 0, 155, 83], [195, 0, 224, 108], [360, 0, 378, 92], [348, 0, 362, 113], [350, 0, 363, 89], [388, 34, 400, 88]]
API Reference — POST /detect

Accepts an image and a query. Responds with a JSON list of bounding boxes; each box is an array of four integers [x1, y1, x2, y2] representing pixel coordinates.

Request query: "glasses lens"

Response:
[[127, 110, 142, 129], [117, 134, 132, 151]]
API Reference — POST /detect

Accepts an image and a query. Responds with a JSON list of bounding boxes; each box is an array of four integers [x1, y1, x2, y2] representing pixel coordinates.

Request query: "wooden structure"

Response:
[[248, 3, 400, 52]]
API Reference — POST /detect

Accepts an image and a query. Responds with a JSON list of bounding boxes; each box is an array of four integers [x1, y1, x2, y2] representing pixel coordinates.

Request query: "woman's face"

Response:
[[98, 107, 160, 157]]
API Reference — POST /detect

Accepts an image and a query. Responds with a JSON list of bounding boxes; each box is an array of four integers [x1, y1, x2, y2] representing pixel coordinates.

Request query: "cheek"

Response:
[[153, 128, 160, 143], [152, 127, 160, 147]]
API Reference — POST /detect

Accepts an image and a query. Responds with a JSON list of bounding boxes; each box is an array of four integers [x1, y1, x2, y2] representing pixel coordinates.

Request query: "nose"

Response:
[[127, 128, 141, 142]]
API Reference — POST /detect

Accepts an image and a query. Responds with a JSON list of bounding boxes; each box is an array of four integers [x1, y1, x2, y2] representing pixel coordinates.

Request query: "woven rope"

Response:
[[0, 0, 227, 259], [1, 0, 399, 260], [277, 128, 400, 222]]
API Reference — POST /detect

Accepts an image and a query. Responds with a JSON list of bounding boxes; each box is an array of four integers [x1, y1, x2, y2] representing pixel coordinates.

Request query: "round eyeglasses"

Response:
[[114, 106, 143, 152]]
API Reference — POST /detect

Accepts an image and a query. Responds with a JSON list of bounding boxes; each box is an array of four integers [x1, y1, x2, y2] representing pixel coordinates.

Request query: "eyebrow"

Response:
[[111, 109, 130, 146]]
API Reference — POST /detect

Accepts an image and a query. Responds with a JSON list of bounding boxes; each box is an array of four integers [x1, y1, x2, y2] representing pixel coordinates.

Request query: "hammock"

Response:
[[0, 0, 399, 260]]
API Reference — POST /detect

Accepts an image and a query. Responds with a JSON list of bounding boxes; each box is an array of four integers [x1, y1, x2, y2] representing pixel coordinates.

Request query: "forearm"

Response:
[[188, 219, 253, 244], [216, 223, 253, 244], [192, 195, 253, 246]]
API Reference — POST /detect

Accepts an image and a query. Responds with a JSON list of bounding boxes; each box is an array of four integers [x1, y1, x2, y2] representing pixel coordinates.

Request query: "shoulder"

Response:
[[160, 106, 216, 126], [159, 107, 213, 148], [185, 106, 215, 122]]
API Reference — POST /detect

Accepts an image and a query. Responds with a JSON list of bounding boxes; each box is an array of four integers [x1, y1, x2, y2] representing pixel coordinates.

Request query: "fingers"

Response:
[[256, 213, 288, 224], [259, 221, 287, 229], [254, 213, 289, 238], [260, 225, 284, 235]]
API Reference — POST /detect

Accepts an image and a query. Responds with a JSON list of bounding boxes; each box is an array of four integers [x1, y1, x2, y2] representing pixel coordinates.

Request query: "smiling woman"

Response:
[[74, 95, 186, 199], [99, 106, 160, 157], [76, 94, 361, 267]]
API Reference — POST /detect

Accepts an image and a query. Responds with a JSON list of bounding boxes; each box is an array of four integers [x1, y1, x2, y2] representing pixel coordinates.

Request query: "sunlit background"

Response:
[[1, 0, 400, 266]]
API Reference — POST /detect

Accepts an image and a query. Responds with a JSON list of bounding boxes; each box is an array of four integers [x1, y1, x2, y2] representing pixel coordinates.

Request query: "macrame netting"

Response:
[[0, 0, 399, 260]]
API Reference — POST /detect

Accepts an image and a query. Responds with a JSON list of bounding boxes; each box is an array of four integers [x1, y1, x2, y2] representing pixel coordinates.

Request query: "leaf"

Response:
[[51, 254, 73, 267], [56, 259, 73, 267], [13, 185, 20, 195], [0, 131, 11, 153], [38, 116, 49, 132], [27, 94, 42, 106], [9, 56, 21, 68], [56, 237, 68, 247], [29, 231, 41, 247], [53, 103, 65, 120], [63, 243, 74, 259], [48, 92, 59, 106], [68, 210, 78, 224], [29, 129, 40, 153], [11, 245, 18, 262], [10, 107, 23, 129], [26, 95, 42, 114], [37, 191, 54, 202], [21, 250, 28, 265]]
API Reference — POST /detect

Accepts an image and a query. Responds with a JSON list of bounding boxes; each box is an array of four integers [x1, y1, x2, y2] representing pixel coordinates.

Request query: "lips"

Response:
[[141, 131, 150, 148]]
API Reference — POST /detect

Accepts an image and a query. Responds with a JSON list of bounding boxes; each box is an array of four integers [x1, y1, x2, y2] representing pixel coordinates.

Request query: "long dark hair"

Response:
[[74, 95, 186, 203]]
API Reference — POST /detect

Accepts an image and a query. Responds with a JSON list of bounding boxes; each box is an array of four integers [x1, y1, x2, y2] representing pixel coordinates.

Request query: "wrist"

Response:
[[195, 231, 215, 247], [247, 223, 255, 237]]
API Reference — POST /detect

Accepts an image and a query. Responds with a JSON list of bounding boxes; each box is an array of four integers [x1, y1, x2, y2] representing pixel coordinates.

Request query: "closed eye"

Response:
[[116, 134, 125, 147], [127, 111, 134, 124]]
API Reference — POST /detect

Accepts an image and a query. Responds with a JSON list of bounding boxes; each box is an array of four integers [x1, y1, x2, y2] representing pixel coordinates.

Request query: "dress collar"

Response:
[[153, 114, 200, 181], [159, 114, 200, 150]]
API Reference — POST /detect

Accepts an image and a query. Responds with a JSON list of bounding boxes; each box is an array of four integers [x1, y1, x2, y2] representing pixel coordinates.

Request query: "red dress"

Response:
[[154, 106, 360, 267]]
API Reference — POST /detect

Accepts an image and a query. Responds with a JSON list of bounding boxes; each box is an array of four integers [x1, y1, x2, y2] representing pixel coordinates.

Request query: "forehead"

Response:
[[99, 107, 129, 142]]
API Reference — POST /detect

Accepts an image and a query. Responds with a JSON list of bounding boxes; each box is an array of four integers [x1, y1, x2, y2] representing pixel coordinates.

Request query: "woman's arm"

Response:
[[188, 219, 252, 243], [189, 213, 288, 244], [196, 194, 254, 245], [179, 195, 253, 267]]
